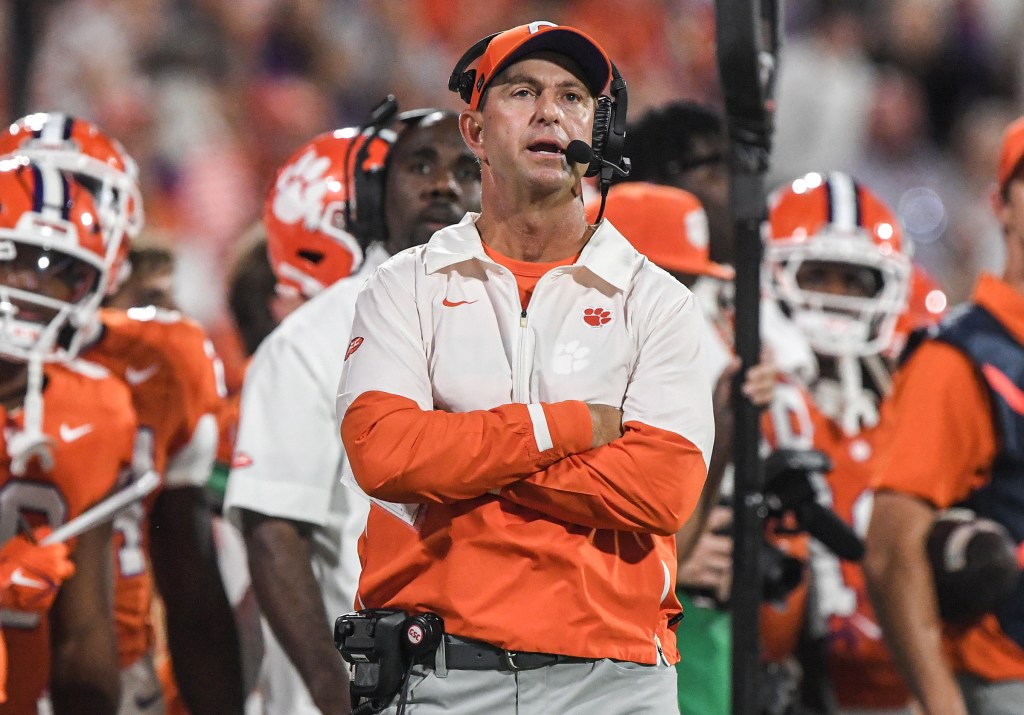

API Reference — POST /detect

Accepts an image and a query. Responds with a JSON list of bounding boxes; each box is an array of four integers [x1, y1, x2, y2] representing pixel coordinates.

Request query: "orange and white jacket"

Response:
[[337, 213, 714, 665]]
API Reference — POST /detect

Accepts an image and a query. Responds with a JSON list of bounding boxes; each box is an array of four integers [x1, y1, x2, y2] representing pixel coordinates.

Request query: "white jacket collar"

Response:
[[424, 212, 641, 292]]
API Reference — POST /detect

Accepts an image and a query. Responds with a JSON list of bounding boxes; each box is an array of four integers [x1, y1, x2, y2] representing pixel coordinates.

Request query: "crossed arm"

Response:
[[338, 270, 714, 535]]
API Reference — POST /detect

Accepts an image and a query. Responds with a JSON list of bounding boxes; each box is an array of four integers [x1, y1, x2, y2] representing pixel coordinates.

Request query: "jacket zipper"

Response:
[[514, 309, 528, 403]]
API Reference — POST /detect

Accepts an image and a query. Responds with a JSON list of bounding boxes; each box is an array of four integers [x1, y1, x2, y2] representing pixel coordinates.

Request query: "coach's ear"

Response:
[[460, 110, 486, 164]]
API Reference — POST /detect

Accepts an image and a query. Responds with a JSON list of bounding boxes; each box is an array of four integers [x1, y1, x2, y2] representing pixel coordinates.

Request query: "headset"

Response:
[[344, 96, 451, 250], [447, 32, 630, 189]]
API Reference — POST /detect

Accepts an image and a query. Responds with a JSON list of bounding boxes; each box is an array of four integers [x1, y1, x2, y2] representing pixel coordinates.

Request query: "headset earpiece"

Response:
[[348, 97, 399, 250], [352, 104, 456, 250], [587, 96, 613, 178], [589, 64, 629, 187], [448, 33, 500, 105]]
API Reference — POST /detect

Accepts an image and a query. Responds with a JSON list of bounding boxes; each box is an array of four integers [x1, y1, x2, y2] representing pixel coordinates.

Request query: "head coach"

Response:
[[336, 21, 714, 714]]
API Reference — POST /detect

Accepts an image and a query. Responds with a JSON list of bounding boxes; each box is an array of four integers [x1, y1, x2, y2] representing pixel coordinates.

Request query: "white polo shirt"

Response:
[[222, 245, 385, 712]]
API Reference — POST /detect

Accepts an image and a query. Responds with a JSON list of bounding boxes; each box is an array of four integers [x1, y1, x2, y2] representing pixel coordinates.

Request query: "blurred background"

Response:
[[3, 0, 1022, 371]]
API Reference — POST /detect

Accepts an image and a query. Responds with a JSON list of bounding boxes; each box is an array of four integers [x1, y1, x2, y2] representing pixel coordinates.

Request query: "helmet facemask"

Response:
[[1, 114, 144, 298], [0, 213, 107, 363], [766, 230, 911, 359], [14, 148, 139, 296]]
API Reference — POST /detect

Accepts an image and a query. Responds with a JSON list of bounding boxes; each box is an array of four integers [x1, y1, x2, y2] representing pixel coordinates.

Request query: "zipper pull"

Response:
[[519, 309, 528, 328]]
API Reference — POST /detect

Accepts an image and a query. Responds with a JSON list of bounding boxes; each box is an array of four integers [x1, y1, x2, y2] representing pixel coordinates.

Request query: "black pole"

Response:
[[10, 0, 37, 119], [714, 1, 781, 712]]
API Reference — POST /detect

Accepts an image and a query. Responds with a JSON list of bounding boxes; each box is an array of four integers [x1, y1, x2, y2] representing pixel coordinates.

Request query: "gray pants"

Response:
[[379, 658, 679, 714], [958, 673, 1024, 715]]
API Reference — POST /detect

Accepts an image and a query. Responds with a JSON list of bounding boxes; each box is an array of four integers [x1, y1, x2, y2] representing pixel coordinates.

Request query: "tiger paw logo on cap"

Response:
[[271, 149, 331, 228]]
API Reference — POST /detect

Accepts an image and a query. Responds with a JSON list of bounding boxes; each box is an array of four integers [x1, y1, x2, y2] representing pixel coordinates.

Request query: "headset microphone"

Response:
[[567, 140, 630, 224], [565, 140, 630, 179], [565, 140, 594, 167]]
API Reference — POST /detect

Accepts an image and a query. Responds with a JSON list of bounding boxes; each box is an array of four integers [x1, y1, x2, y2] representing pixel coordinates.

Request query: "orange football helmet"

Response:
[[264, 127, 392, 299], [0, 113, 142, 294], [0, 156, 108, 360], [765, 172, 912, 357]]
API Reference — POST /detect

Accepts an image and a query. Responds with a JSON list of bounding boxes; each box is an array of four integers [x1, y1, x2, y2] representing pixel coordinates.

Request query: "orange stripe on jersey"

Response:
[[982, 363, 1024, 415]]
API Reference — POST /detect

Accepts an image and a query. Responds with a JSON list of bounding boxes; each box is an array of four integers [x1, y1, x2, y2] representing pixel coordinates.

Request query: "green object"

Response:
[[675, 589, 731, 715], [206, 461, 230, 512]]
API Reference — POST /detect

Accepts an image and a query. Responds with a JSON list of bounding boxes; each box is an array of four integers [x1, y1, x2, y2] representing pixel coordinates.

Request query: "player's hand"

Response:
[[0, 527, 75, 612], [677, 506, 733, 603], [587, 404, 623, 448], [742, 347, 777, 408]]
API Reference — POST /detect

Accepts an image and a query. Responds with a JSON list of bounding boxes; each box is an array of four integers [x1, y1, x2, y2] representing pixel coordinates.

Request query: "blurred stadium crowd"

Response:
[[2, 0, 1022, 372]]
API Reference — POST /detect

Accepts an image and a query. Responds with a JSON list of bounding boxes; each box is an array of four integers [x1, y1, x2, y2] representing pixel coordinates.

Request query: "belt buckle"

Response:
[[504, 650, 521, 671]]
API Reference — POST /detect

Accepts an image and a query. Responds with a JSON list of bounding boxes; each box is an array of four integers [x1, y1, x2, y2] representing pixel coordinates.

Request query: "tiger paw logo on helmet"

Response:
[[272, 149, 332, 228]]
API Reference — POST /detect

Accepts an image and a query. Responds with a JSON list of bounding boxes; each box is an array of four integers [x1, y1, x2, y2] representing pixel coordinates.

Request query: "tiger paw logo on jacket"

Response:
[[583, 307, 612, 327]]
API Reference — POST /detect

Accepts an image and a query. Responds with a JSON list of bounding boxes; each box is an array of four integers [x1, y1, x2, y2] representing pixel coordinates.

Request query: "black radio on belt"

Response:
[[334, 609, 444, 702]]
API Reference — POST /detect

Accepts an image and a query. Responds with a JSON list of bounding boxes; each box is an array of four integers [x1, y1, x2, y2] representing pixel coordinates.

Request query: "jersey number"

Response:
[[0, 481, 68, 628]]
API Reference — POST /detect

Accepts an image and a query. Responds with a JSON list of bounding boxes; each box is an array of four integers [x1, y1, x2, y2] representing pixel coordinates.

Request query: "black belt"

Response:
[[439, 635, 591, 672]]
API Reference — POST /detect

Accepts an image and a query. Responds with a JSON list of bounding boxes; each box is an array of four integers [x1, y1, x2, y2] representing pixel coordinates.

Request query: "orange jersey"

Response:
[[0, 362, 135, 712], [215, 357, 251, 469], [765, 379, 908, 708], [759, 382, 812, 664], [874, 274, 1024, 683], [84, 307, 223, 668]]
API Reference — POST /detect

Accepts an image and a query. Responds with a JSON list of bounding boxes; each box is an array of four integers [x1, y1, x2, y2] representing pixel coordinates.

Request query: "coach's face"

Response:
[[461, 52, 595, 197], [384, 114, 481, 255]]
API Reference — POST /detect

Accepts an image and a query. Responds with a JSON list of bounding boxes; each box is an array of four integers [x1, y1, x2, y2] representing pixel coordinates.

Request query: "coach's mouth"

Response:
[[527, 141, 565, 157]]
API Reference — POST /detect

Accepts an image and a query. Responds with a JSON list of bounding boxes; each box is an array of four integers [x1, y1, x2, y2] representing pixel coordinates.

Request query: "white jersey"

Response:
[[223, 244, 384, 712]]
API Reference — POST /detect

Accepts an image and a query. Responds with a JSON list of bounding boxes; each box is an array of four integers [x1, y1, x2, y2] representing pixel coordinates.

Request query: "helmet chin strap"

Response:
[[812, 353, 880, 437], [2, 297, 73, 477], [7, 353, 54, 475], [836, 353, 879, 436]]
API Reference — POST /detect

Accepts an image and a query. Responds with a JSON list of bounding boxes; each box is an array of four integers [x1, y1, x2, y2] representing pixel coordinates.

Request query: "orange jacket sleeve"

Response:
[[497, 420, 706, 536], [341, 391, 593, 503]]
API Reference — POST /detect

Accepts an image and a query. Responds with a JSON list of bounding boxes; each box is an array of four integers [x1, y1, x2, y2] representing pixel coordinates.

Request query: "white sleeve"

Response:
[[223, 333, 342, 529], [336, 257, 433, 418], [623, 288, 716, 469], [164, 412, 218, 488]]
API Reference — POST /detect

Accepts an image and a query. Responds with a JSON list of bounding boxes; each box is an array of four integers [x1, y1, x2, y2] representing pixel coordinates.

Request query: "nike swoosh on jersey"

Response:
[[60, 423, 94, 442], [442, 298, 477, 307], [124, 363, 160, 386], [10, 567, 48, 591]]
